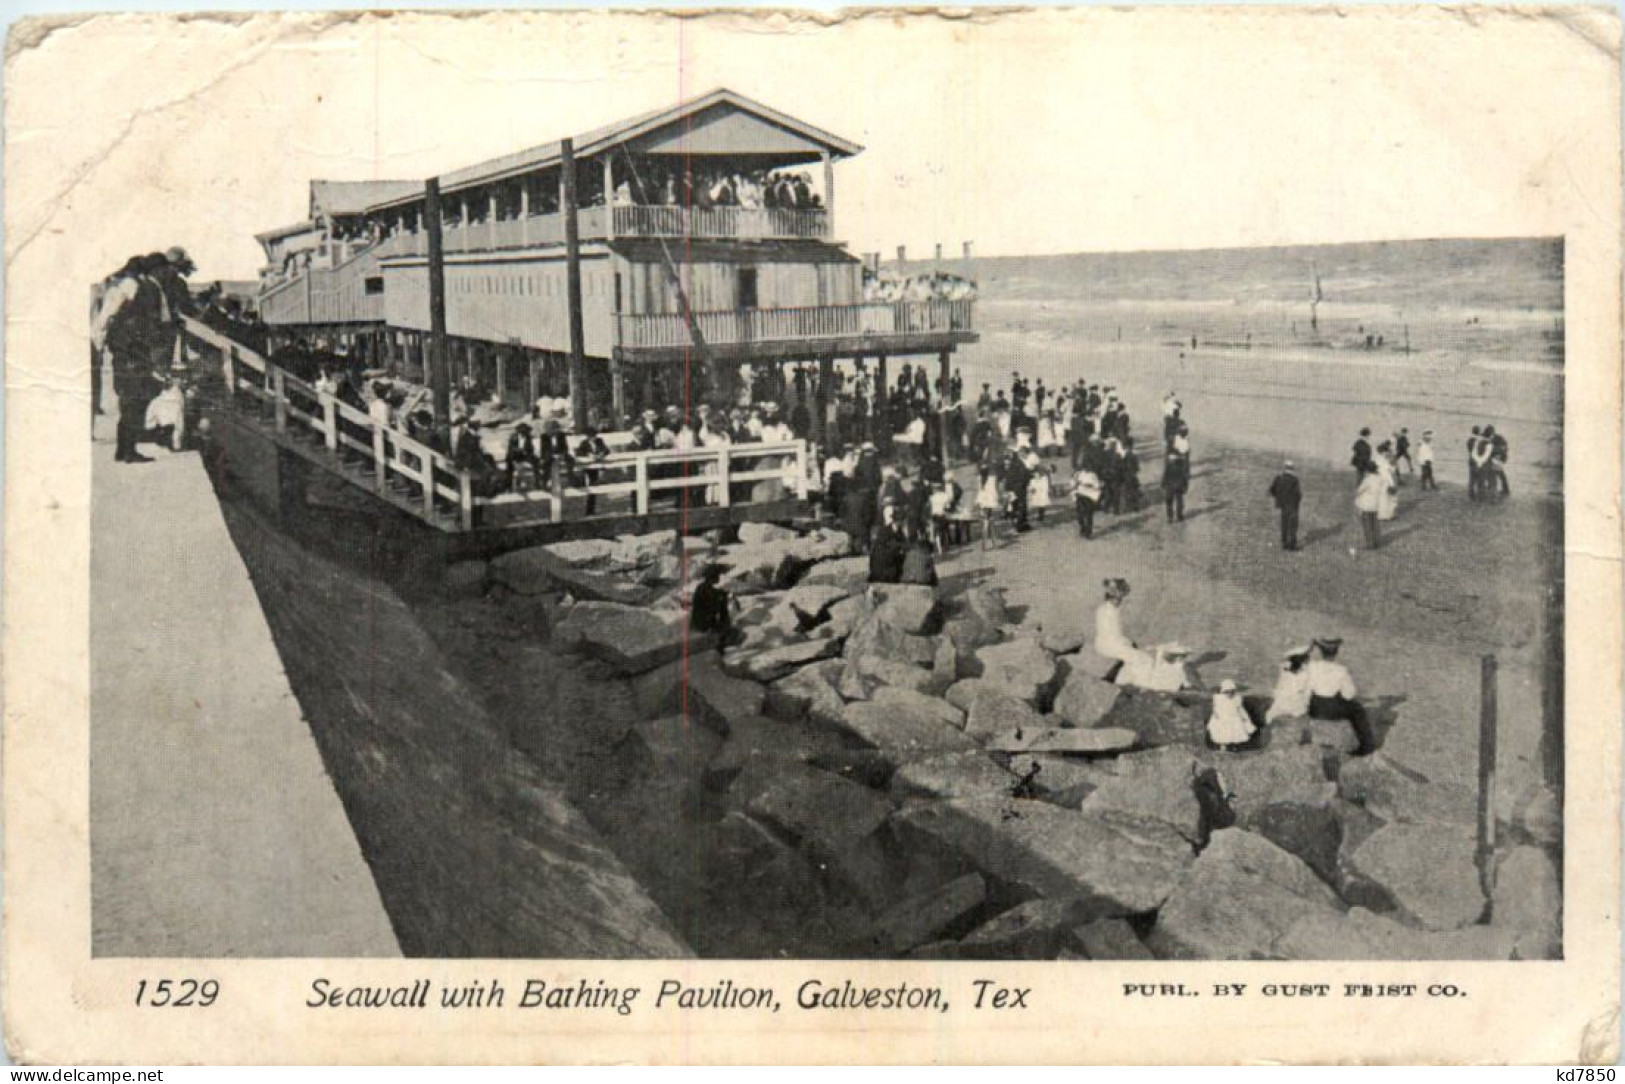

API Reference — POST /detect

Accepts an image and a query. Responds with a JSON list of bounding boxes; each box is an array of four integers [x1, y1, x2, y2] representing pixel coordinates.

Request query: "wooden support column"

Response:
[[603, 156, 616, 240], [561, 138, 589, 433], [519, 184, 530, 246], [424, 178, 451, 426], [875, 353, 888, 448], [488, 191, 499, 250], [822, 148, 834, 225], [938, 348, 952, 467], [815, 356, 834, 449], [496, 349, 507, 405], [526, 350, 539, 407], [610, 357, 627, 424]]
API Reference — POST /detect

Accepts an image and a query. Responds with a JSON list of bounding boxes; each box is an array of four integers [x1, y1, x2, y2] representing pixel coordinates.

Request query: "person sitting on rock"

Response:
[[868, 499, 909, 584], [1306, 636, 1376, 756], [1094, 578, 1151, 684], [1129, 641, 1195, 693], [688, 564, 740, 650], [1265, 643, 1314, 723], [1206, 679, 1256, 751]]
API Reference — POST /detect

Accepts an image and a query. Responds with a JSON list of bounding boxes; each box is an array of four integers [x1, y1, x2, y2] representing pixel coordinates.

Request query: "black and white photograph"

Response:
[[7, 5, 1621, 1065]]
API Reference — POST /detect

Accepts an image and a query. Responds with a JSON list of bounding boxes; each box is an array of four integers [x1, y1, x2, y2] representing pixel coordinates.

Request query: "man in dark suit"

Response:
[[103, 255, 169, 463], [1268, 460, 1303, 551], [1351, 428, 1373, 478]]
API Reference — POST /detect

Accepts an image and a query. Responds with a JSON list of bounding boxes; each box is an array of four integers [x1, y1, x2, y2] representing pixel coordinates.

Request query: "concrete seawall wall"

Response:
[[204, 432, 690, 957]]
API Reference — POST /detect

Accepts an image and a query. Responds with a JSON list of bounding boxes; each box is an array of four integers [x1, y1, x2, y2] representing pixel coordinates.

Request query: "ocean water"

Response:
[[900, 238, 1564, 490]]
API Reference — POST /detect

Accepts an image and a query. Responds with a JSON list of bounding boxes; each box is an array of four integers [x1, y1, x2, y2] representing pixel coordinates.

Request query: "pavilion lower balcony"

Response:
[[612, 299, 977, 364]]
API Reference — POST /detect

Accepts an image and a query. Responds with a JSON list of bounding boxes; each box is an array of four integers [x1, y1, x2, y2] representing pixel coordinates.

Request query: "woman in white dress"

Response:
[[1207, 679, 1256, 751], [1024, 450, 1051, 523], [976, 465, 1003, 551], [1266, 644, 1314, 723], [1093, 579, 1152, 684], [1375, 443, 1399, 521]]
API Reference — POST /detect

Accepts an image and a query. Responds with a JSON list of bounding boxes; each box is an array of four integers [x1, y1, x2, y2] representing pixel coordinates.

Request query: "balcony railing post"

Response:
[[459, 472, 474, 531], [423, 459, 437, 519], [635, 455, 650, 515], [321, 393, 338, 450], [794, 441, 809, 500], [550, 460, 566, 523], [716, 447, 731, 508]]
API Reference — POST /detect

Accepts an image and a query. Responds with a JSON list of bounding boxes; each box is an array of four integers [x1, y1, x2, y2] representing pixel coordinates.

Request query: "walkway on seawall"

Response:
[[90, 415, 400, 957]]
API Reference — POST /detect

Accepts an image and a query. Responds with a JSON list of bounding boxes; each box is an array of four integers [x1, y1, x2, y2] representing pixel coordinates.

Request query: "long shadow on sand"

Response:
[[1301, 522, 1347, 548], [1173, 501, 1230, 523], [1370, 694, 1408, 750]]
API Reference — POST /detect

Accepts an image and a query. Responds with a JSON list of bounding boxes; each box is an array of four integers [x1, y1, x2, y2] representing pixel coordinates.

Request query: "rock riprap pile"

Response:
[[495, 524, 1559, 960]]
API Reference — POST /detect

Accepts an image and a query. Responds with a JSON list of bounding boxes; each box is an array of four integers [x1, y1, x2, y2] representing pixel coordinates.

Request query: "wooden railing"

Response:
[[611, 204, 827, 240], [483, 441, 809, 523], [183, 316, 811, 534], [616, 299, 976, 350]]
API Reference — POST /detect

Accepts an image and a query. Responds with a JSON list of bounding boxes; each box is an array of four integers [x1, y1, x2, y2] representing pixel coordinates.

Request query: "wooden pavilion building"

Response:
[[253, 88, 976, 438]]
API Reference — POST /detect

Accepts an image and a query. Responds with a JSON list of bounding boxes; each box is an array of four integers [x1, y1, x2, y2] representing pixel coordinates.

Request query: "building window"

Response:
[[364, 276, 384, 295], [737, 267, 759, 310]]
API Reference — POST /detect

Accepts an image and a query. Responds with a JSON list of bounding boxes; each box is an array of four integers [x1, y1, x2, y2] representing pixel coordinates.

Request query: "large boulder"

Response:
[[956, 898, 1092, 959], [722, 636, 843, 683], [1052, 672, 1123, 728], [493, 546, 652, 603], [543, 537, 619, 569], [962, 586, 1011, 627], [763, 658, 847, 730], [1278, 907, 1516, 961], [551, 601, 707, 675], [1337, 753, 1475, 828], [835, 700, 980, 763], [948, 680, 1045, 740], [738, 522, 798, 545], [1490, 845, 1561, 960], [1072, 918, 1154, 960], [1268, 714, 1361, 755], [782, 584, 852, 627], [891, 752, 1017, 800], [1099, 688, 1209, 748], [845, 610, 939, 667], [744, 761, 893, 858], [983, 727, 1138, 755], [1004, 754, 1117, 801], [703, 715, 839, 792], [1346, 822, 1485, 931], [895, 798, 1194, 915], [870, 686, 965, 731], [713, 529, 852, 593], [972, 638, 1058, 705], [817, 596, 865, 642], [632, 651, 768, 736], [1079, 748, 1205, 844], [1149, 828, 1345, 959], [863, 873, 987, 956], [849, 654, 948, 697], [1247, 800, 1345, 886], [799, 556, 872, 595], [608, 530, 678, 570], [1039, 629, 1087, 656], [941, 612, 1004, 676], [871, 583, 943, 635], [1067, 645, 1122, 682], [1217, 746, 1335, 821]]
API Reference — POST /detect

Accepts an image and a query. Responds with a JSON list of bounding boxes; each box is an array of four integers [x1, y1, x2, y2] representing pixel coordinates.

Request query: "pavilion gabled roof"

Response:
[[365, 88, 862, 213]]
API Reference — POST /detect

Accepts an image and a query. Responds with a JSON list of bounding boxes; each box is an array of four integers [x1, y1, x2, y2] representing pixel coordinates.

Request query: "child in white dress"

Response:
[[1207, 679, 1256, 750]]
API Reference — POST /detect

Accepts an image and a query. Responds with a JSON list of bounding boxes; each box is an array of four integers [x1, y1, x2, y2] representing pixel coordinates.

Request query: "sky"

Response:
[[5, 7, 1617, 283]]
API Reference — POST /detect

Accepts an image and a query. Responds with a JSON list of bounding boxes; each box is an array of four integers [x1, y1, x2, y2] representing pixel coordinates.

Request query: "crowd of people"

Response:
[[89, 247, 201, 463], [612, 161, 824, 212], [861, 269, 978, 303]]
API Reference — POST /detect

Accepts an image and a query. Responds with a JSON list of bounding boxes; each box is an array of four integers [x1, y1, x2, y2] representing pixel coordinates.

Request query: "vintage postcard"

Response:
[[3, 5, 1620, 1065]]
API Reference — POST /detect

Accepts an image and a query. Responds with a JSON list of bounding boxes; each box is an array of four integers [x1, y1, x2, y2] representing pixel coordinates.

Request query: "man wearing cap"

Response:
[[1267, 459, 1303, 551], [1351, 427, 1374, 478], [630, 410, 659, 451], [1306, 638, 1375, 755]]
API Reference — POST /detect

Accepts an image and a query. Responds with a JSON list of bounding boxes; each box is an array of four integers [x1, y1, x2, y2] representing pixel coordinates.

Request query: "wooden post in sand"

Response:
[[1476, 654, 1499, 902]]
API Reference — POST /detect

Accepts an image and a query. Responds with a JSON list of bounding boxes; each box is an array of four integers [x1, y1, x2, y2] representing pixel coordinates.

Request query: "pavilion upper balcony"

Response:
[[370, 201, 829, 260]]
